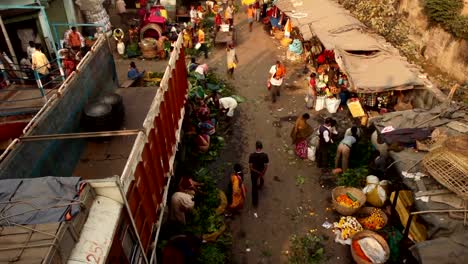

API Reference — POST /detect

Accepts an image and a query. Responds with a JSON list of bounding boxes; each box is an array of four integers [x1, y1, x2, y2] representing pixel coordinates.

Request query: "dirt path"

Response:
[[202, 8, 351, 264]]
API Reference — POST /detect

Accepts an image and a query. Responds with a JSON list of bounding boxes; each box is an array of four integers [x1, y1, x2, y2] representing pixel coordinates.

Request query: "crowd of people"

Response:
[[169, 139, 270, 225]]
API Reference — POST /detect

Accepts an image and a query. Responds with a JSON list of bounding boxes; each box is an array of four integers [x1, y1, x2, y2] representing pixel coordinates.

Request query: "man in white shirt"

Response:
[[170, 191, 195, 225], [190, 5, 197, 24], [225, 4, 234, 25], [219, 96, 238, 119], [268, 61, 286, 103]]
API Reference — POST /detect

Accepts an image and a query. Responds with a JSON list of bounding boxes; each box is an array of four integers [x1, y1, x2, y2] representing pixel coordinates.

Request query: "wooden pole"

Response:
[[0, 15, 19, 66]]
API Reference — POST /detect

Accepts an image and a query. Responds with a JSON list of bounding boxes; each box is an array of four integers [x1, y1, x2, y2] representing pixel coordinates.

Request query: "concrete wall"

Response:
[[0, 37, 118, 179], [398, 0, 468, 82]]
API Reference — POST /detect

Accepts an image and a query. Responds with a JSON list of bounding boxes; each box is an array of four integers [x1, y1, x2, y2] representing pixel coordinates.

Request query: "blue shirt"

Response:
[[340, 135, 356, 147], [128, 68, 143, 80]]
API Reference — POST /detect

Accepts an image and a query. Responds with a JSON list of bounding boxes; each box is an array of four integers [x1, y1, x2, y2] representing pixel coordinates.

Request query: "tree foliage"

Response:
[[424, 0, 468, 39]]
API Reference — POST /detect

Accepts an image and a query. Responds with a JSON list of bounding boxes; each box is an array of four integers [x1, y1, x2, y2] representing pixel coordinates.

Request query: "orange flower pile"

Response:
[[358, 208, 386, 230], [336, 194, 360, 208]]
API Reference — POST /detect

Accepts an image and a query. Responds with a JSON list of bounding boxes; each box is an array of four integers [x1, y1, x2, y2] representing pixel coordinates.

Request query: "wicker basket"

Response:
[[202, 223, 226, 242], [356, 207, 388, 231], [332, 186, 366, 216], [423, 146, 468, 199], [139, 38, 158, 59], [281, 37, 292, 47], [274, 30, 285, 40], [351, 230, 390, 264], [443, 135, 468, 156], [215, 190, 228, 215]]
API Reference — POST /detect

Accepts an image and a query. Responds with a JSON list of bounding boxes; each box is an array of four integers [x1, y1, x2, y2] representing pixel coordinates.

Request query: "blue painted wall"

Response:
[[0, 39, 118, 179]]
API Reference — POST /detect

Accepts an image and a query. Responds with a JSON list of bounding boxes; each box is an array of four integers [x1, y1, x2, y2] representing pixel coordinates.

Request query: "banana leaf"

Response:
[[230, 95, 246, 103], [207, 83, 221, 91]]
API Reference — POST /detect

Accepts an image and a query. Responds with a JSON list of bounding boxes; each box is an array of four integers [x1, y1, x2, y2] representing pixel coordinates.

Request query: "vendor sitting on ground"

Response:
[[188, 57, 199, 72], [127, 61, 145, 80], [178, 173, 202, 193], [195, 128, 210, 152], [219, 96, 238, 120], [335, 126, 359, 172], [195, 63, 209, 77], [198, 115, 216, 135], [170, 190, 195, 225]]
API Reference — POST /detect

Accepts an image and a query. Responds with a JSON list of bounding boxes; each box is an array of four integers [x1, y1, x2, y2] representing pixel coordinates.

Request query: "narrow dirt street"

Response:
[[201, 8, 351, 264]]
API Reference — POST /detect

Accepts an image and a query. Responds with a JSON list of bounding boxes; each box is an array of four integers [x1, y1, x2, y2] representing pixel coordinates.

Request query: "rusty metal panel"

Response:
[[121, 34, 189, 256]]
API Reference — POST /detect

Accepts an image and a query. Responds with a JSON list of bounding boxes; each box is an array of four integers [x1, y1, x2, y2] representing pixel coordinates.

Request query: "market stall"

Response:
[[272, 0, 446, 122]]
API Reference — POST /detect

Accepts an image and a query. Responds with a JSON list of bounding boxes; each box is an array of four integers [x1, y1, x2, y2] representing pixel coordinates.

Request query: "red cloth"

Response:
[[295, 140, 308, 159], [215, 14, 222, 26], [317, 54, 326, 64], [68, 32, 81, 48], [63, 59, 76, 77]]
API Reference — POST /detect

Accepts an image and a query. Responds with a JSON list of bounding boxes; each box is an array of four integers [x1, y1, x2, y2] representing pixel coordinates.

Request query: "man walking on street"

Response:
[[268, 61, 286, 103], [247, 5, 255, 32], [226, 43, 238, 78], [197, 26, 208, 59], [249, 141, 269, 207]]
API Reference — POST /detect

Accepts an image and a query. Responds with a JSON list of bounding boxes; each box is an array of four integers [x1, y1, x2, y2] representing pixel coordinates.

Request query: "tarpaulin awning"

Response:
[[275, 0, 432, 93]]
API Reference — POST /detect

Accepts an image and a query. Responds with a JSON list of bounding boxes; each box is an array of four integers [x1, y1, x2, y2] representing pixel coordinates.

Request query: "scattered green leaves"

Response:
[[295, 175, 305, 186], [198, 243, 226, 264], [288, 234, 325, 264]]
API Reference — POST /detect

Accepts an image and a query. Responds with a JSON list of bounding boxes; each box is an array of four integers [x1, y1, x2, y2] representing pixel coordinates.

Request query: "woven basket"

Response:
[[274, 30, 285, 40], [139, 38, 158, 59], [443, 135, 468, 156], [202, 223, 226, 242], [281, 37, 292, 47], [423, 146, 468, 199], [356, 207, 388, 231], [215, 190, 228, 215], [332, 186, 366, 216], [351, 230, 390, 264]]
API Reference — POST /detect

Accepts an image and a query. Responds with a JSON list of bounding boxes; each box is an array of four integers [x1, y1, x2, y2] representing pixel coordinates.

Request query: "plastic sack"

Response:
[[117, 42, 125, 55], [315, 96, 326, 111], [326, 97, 341, 113], [358, 237, 387, 263], [307, 146, 316, 161], [309, 134, 319, 147], [363, 176, 387, 207], [288, 39, 303, 54]]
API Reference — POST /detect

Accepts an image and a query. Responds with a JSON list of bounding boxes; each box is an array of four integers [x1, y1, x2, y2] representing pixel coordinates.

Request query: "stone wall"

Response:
[[398, 0, 468, 82]]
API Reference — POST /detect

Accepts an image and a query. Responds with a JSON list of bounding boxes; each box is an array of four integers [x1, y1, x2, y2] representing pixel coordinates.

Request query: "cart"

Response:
[[214, 24, 237, 46]]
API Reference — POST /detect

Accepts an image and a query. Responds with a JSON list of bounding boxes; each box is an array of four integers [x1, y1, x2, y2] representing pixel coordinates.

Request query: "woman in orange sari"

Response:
[[227, 164, 246, 215], [290, 113, 314, 159]]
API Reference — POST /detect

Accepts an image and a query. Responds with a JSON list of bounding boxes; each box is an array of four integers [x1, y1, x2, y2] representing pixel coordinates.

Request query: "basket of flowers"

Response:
[[332, 186, 366, 216]]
